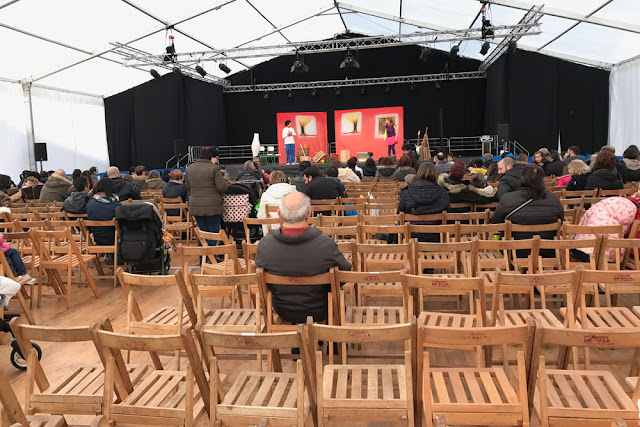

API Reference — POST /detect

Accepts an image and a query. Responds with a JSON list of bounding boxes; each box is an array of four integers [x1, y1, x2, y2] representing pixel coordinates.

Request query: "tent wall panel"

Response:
[[610, 57, 640, 155], [0, 81, 30, 184]]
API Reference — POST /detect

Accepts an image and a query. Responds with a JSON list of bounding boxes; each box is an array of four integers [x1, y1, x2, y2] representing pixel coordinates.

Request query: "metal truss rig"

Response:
[[121, 24, 541, 67], [480, 5, 544, 71], [222, 72, 486, 93]]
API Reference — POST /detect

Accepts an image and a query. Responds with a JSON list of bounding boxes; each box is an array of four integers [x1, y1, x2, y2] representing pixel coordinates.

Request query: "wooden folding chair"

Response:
[[358, 213, 403, 226], [413, 240, 473, 276], [444, 210, 489, 225], [598, 188, 635, 197], [316, 225, 358, 241], [358, 223, 410, 244], [408, 223, 458, 244], [31, 228, 99, 308], [200, 329, 311, 426], [0, 366, 68, 427], [563, 189, 598, 199], [80, 219, 120, 287], [561, 223, 624, 241], [457, 222, 506, 242], [92, 327, 211, 426], [331, 203, 365, 216], [193, 229, 245, 275], [318, 214, 359, 227], [337, 270, 405, 323], [161, 201, 191, 242], [472, 237, 541, 278], [302, 319, 416, 426], [420, 321, 534, 427], [242, 217, 281, 243], [506, 220, 561, 271], [403, 213, 444, 224], [537, 237, 601, 273], [11, 317, 148, 419], [599, 234, 640, 271], [529, 323, 640, 426]]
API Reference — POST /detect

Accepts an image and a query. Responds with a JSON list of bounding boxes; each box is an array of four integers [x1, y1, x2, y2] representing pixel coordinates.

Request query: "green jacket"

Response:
[[184, 159, 228, 216]]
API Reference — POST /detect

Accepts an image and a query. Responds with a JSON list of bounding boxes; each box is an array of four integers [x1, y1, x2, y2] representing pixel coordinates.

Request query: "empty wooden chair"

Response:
[[472, 237, 541, 277], [457, 222, 506, 242], [200, 328, 311, 426], [599, 234, 640, 271], [598, 187, 635, 197], [302, 319, 416, 426], [242, 216, 281, 243], [337, 270, 405, 325], [407, 223, 458, 244], [318, 214, 359, 227], [413, 240, 473, 276], [444, 210, 489, 225], [537, 237, 601, 273], [80, 219, 120, 287], [193, 229, 245, 275], [420, 321, 534, 427], [161, 201, 191, 241], [316, 225, 358, 242]]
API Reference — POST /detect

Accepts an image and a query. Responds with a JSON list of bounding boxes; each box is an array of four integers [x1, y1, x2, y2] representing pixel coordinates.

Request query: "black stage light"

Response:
[[482, 18, 494, 39], [311, 88, 317, 96], [508, 40, 517, 54], [195, 65, 207, 77], [409, 82, 416, 91], [435, 81, 441, 89], [163, 37, 176, 63], [263, 92, 270, 101], [288, 90, 294, 99], [219, 62, 231, 74], [450, 45, 459, 58], [335, 88, 341, 96], [340, 50, 360, 70], [150, 69, 161, 79], [480, 41, 490, 55], [172, 67, 183, 77], [420, 46, 432, 61], [290, 55, 309, 74], [360, 86, 366, 95], [385, 85, 390, 93]]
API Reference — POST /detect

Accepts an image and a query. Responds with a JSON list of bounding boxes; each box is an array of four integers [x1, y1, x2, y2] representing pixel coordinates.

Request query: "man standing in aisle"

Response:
[[283, 120, 297, 165]]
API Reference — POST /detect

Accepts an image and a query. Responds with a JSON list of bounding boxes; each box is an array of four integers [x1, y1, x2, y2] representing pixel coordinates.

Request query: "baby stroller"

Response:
[[222, 181, 261, 244], [0, 317, 42, 370], [115, 202, 170, 274]]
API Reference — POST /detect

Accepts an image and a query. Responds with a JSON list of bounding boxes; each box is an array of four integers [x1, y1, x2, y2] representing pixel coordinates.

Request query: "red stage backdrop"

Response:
[[276, 112, 328, 164], [334, 106, 404, 160]]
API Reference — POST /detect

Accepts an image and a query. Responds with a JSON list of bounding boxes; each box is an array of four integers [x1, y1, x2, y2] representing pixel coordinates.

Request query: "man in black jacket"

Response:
[[106, 166, 141, 200], [402, 143, 419, 170], [62, 176, 90, 214], [290, 160, 311, 192], [302, 166, 344, 200], [544, 150, 566, 177], [496, 157, 525, 200], [255, 191, 351, 323]]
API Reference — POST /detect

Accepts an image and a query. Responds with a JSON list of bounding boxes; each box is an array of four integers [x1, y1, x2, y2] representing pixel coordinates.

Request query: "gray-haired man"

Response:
[[255, 191, 351, 324]]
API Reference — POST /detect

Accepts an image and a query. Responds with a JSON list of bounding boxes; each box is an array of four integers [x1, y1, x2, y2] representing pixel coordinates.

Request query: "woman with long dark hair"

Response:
[[86, 177, 122, 246], [585, 150, 624, 191]]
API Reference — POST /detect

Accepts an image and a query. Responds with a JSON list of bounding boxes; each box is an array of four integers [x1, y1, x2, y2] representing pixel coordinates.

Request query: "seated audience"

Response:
[[565, 159, 592, 191], [71, 169, 82, 181], [0, 234, 36, 284], [39, 169, 71, 203], [496, 157, 525, 200], [392, 155, 417, 182], [255, 191, 351, 323], [585, 150, 624, 191], [257, 171, 296, 234], [81, 170, 94, 190], [572, 196, 639, 263], [236, 160, 262, 182], [162, 169, 188, 202], [62, 176, 90, 214], [20, 176, 43, 200], [290, 160, 311, 191], [146, 170, 165, 189], [404, 174, 417, 185], [532, 150, 548, 171], [346, 157, 363, 179], [469, 159, 487, 175], [303, 166, 344, 200], [161, 168, 172, 183], [329, 159, 360, 184], [89, 166, 99, 183], [469, 174, 496, 198], [544, 150, 565, 177], [438, 161, 496, 209], [623, 145, 640, 182], [107, 166, 141, 200], [402, 144, 419, 169], [131, 165, 148, 190], [86, 177, 122, 246], [555, 166, 572, 187], [362, 157, 377, 177], [325, 167, 347, 197], [435, 153, 452, 173], [592, 145, 628, 182], [482, 152, 494, 168], [516, 153, 529, 163], [375, 157, 396, 180], [398, 162, 450, 241], [486, 163, 500, 183], [563, 146, 582, 164], [447, 153, 455, 164], [39, 170, 49, 183]]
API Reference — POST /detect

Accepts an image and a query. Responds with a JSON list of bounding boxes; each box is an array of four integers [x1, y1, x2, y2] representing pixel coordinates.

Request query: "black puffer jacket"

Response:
[[496, 163, 525, 200], [375, 167, 396, 180], [86, 197, 122, 245], [362, 165, 377, 177], [398, 180, 450, 215], [111, 178, 141, 201], [545, 159, 566, 177], [303, 177, 344, 200], [566, 173, 591, 192], [584, 168, 624, 191], [491, 190, 564, 240], [438, 174, 496, 210]]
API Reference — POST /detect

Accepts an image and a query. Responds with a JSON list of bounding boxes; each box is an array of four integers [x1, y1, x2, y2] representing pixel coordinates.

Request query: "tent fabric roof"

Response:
[[1, 0, 637, 97]]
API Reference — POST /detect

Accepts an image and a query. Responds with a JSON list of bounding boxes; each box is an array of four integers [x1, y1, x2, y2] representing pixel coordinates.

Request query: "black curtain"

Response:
[[485, 50, 609, 155], [105, 73, 226, 171]]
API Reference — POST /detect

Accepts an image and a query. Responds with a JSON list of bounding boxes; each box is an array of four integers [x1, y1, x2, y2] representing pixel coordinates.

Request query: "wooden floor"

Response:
[[3, 262, 640, 426]]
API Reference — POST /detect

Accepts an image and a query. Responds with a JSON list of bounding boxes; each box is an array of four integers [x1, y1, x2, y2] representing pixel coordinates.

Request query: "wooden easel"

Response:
[[419, 127, 431, 161]]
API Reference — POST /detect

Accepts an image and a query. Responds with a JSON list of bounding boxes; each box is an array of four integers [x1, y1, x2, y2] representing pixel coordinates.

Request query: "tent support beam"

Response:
[[335, 2, 448, 31], [21, 83, 36, 171], [334, 1, 348, 32]]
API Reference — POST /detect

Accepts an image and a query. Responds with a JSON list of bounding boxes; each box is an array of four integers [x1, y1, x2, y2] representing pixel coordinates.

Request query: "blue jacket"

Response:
[[86, 197, 121, 245]]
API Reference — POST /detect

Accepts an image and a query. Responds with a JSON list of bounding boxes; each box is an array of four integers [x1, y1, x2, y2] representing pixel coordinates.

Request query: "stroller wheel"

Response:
[[11, 342, 42, 370]]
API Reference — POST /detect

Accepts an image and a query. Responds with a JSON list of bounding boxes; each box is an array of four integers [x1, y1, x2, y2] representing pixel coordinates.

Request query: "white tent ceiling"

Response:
[[2, 0, 639, 97]]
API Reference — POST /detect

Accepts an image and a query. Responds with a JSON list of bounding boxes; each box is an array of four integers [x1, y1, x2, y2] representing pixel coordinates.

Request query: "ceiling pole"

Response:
[[334, 1, 348, 32], [398, 0, 403, 34], [336, 2, 448, 31], [21, 83, 36, 171]]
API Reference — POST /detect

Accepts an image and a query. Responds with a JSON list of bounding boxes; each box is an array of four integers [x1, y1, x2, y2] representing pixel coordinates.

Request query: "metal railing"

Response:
[[504, 140, 529, 157], [188, 145, 280, 162]]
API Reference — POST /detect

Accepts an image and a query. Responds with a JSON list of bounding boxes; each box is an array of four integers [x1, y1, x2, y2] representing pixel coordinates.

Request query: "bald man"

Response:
[[39, 168, 71, 203], [255, 192, 351, 324], [106, 166, 141, 200]]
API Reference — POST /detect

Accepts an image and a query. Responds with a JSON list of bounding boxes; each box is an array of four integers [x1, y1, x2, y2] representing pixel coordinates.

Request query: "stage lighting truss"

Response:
[[222, 71, 485, 93]]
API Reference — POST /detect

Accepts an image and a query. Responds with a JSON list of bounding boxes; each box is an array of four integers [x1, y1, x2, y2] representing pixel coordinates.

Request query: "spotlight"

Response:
[[435, 81, 441, 89], [385, 85, 390, 94], [420, 47, 432, 61], [340, 49, 360, 71], [508, 40, 517, 54], [335, 88, 341, 96], [311, 88, 317, 96], [290, 55, 308, 74], [195, 65, 207, 77], [287, 90, 294, 99], [360, 86, 366, 95], [481, 18, 494, 39], [263, 92, 270, 101], [480, 41, 490, 56], [409, 82, 416, 91], [163, 35, 176, 63], [150, 69, 161, 79], [219, 62, 231, 74], [172, 67, 183, 77], [450, 45, 459, 58]]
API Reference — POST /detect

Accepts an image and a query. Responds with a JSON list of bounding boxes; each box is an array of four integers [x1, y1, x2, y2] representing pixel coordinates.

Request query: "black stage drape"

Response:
[[485, 50, 609, 155]]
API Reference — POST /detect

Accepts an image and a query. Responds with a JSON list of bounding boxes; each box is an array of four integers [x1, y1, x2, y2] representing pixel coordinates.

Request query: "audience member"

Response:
[[255, 191, 351, 323], [495, 157, 524, 200], [402, 144, 419, 169], [236, 160, 261, 182], [362, 157, 377, 177], [623, 145, 640, 182], [86, 177, 122, 246], [375, 157, 396, 180], [325, 166, 347, 197], [161, 168, 172, 183], [438, 161, 495, 209], [106, 166, 141, 200], [516, 153, 528, 163], [62, 176, 90, 214], [302, 166, 344, 200], [563, 146, 582, 163], [486, 163, 500, 183], [257, 170, 295, 235], [185, 146, 228, 242], [404, 174, 417, 185], [146, 170, 165, 189], [469, 159, 487, 175], [393, 155, 416, 182], [71, 169, 82, 181], [290, 160, 311, 191], [131, 165, 148, 190], [585, 150, 624, 191], [162, 169, 188, 202], [39, 169, 71, 203], [81, 170, 94, 190], [39, 170, 50, 183], [555, 166, 572, 187], [435, 153, 452, 173], [346, 157, 363, 179], [565, 160, 592, 191], [329, 159, 360, 184], [544, 150, 565, 177], [89, 166, 99, 183], [447, 153, 455, 164], [20, 176, 43, 200], [482, 152, 494, 168], [532, 151, 548, 171], [0, 233, 35, 284], [593, 145, 628, 183]]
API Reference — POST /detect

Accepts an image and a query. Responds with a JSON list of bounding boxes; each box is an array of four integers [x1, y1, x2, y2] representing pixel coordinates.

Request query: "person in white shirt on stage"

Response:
[[282, 120, 297, 165]]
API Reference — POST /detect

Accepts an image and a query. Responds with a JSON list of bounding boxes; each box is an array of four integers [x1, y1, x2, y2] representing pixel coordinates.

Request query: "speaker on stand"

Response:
[[173, 139, 186, 167], [34, 143, 47, 171]]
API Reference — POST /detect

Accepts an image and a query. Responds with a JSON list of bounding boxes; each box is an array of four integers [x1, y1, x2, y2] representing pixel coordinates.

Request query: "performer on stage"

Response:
[[282, 120, 297, 165], [385, 118, 398, 157]]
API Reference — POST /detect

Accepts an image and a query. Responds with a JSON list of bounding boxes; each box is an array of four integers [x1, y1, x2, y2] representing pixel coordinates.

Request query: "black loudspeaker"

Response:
[[173, 139, 186, 158], [34, 143, 48, 161], [497, 123, 510, 145]]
